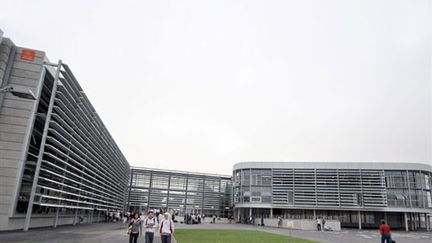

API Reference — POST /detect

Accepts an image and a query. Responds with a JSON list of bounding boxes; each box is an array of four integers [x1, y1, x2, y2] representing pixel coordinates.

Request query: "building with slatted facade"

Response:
[[0, 34, 130, 231], [233, 162, 432, 230], [128, 167, 232, 219]]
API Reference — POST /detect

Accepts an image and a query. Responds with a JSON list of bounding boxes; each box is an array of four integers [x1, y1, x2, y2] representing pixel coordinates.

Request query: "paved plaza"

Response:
[[0, 221, 431, 243], [0, 222, 173, 243]]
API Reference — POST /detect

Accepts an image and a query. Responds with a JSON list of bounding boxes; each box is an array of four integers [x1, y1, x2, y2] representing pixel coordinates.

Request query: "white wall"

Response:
[[0, 38, 46, 230], [259, 218, 341, 231]]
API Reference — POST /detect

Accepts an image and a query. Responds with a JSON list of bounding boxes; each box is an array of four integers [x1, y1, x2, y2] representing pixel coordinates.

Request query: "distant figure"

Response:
[[379, 220, 392, 243], [278, 217, 283, 228], [321, 218, 326, 231], [160, 212, 175, 243], [128, 213, 142, 243], [144, 211, 157, 243], [212, 215, 216, 224], [155, 209, 160, 223], [316, 217, 322, 231]]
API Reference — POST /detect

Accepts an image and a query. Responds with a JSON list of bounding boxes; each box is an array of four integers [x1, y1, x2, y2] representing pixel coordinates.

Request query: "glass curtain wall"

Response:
[[128, 168, 232, 217]]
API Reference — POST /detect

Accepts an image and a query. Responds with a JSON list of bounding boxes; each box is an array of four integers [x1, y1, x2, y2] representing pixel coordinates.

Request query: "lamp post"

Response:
[[0, 86, 37, 100], [0, 28, 3, 45]]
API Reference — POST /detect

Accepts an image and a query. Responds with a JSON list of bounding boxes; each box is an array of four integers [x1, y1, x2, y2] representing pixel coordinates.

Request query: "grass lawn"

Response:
[[174, 229, 318, 243]]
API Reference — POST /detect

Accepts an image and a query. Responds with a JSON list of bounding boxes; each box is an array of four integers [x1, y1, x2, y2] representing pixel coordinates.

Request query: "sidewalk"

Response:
[[0, 222, 177, 243]]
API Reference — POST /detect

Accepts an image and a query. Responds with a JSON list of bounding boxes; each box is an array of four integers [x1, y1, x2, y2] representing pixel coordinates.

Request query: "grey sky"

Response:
[[1, 0, 431, 174]]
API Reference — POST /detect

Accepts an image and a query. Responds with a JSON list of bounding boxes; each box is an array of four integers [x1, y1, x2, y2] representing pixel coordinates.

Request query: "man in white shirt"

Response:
[[159, 212, 174, 243], [316, 217, 322, 231], [144, 211, 157, 243]]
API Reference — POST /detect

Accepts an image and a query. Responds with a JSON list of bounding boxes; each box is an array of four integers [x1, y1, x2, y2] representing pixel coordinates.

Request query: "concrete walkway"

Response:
[[1, 221, 431, 243], [0, 222, 176, 243]]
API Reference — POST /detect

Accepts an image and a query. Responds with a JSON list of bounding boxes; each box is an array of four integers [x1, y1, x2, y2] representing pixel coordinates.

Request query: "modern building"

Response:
[[128, 167, 232, 218], [233, 162, 432, 231], [0, 33, 130, 231], [2, 30, 432, 233]]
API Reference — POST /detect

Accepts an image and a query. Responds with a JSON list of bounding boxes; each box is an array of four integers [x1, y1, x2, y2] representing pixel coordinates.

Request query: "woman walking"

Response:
[[128, 213, 142, 243]]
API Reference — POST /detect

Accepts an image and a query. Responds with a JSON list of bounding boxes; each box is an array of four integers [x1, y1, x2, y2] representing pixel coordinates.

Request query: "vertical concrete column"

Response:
[[427, 214, 431, 231], [249, 207, 252, 218], [404, 212, 409, 231], [73, 209, 78, 226], [270, 208, 273, 218], [358, 211, 362, 230], [427, 214, 430, 231], [53, 208, 60, 228], [313, 209, 316, 219], [384, 212, 388, 223]]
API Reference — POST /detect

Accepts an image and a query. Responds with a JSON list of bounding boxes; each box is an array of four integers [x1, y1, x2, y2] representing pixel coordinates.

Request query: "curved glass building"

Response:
[[233, 162, 432, 231]]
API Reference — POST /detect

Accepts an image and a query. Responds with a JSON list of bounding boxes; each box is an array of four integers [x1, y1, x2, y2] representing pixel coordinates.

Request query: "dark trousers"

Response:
[[161, 234, 171, 243], [145, 232, 154, 243], [381, 234, 392, 243], [129, 232, 139, 243]]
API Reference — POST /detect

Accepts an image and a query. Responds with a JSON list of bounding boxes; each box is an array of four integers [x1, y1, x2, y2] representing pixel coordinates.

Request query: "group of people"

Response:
[[184, 213, 202, 224], [183, 214, 219, 224], [127, 211, 175, 243], [105, 211, 124, 223], [316, 216, 327, 231]]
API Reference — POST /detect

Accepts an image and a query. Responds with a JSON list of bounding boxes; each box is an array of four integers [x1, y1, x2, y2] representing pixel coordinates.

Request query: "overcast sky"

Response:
[[1, 0, 431, 174]]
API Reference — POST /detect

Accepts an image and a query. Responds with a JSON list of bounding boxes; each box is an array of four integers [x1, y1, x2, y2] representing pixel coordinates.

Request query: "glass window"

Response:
[[187, 178, 204, 191], [170, 176, 186, 190], [152, 175, 169, 189], [241, 170, 250, 186], [132, 173, 151, 187]]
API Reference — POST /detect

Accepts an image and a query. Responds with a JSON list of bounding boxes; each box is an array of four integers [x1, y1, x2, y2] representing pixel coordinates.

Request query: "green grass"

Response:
[[174, 229, 318, 243]]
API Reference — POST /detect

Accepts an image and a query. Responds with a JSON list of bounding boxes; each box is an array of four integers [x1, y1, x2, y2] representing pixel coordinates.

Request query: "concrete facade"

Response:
[[0, 34, 130, 231], [0, 37, 46, 230]]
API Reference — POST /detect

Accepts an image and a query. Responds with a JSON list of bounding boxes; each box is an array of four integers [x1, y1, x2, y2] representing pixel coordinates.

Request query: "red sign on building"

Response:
[[20, 49, 36, 61]]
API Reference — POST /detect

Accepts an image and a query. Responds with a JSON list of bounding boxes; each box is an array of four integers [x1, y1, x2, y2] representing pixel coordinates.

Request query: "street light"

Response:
[[0, 28, 3, 45], [0, 85, 36, 100]]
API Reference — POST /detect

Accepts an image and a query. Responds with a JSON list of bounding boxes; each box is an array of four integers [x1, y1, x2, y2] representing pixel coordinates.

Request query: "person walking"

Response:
[[159, 212, 174, 243], [128, 213, 142, 243], [321, 217, 326, 231], [379, 220, 392, 243], [316, 217, 322, 231], [144, 211, 157, 243]]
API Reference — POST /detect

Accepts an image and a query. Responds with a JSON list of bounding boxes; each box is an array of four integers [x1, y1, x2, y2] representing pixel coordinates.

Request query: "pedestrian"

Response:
[[128, 213, 142, 243], [160, 212, 175, 243], [144, 211, 157, 243], [278, 216, 283, 228], [213, 215, 216, 224], [316, 217, 322, 231], [156, 209, 160, 223], [379, 220, 392, 243], [321, 217, 326, 231]]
